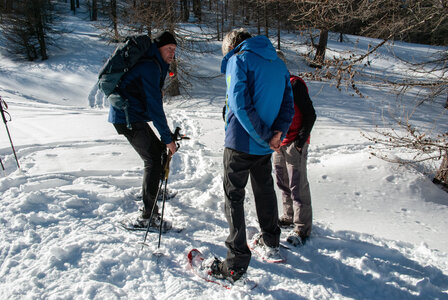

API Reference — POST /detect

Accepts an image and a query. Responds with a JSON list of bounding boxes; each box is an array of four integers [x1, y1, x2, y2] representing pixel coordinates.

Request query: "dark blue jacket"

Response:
[[108, 43, 172, 144], [221, 35, 294, 155]]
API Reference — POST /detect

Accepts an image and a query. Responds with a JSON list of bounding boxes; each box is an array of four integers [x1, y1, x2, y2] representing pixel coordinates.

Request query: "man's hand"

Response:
[[269, 131, 282, 153], [166, 141, 177, 156]]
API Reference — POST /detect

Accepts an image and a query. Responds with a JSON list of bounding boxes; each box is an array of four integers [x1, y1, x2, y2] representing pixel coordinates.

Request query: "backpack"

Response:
[[98, 35, 154, 130], [290, 75, 308, 93]]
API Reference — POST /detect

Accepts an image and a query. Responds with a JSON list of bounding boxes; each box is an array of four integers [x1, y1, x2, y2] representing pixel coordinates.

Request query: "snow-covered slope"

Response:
[[0, 9, 447, 300]]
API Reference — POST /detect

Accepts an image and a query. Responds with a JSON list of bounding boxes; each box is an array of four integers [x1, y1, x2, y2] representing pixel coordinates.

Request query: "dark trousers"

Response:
[[223, 148, 281, 272], [114, 123, 165, 217]]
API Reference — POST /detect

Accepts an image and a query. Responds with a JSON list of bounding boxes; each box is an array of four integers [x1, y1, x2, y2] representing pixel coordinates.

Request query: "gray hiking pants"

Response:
[[273, 143, 312, 238], [223, 148, 281, 272]]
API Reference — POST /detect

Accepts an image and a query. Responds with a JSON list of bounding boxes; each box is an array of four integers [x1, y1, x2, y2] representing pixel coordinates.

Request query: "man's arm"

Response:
[[140, 63, 173, 146]]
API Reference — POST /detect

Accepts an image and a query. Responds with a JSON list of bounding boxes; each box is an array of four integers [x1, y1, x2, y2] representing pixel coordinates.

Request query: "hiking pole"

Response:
[[140, 127, 190, 250], [0, 156, 4, 171], [157, 127, 190, 248], [141, 150, 169, 250], [156, 127, 190, 248], [0, 96, 20, 169], [141, 163, 166, 250], [157, 152, 172, 248]]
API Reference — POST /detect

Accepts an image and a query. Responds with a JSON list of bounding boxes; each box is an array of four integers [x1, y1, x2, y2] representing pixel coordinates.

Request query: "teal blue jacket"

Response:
[[221, 35, 294, 155]]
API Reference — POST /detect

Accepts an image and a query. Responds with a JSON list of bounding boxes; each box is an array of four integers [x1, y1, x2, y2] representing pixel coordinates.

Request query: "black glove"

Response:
[[222, 105, 226, 121]]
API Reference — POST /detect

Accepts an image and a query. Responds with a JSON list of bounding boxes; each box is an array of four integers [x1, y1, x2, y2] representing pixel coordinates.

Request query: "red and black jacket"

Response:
[[281, 75, 316, 147]]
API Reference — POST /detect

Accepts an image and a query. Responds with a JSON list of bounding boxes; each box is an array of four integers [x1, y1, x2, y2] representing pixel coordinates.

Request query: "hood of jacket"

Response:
[[221, 35, 277, 74]]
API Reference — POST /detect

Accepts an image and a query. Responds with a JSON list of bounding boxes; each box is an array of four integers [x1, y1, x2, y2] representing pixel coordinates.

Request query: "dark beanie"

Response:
[[154, 31, 177, 48]]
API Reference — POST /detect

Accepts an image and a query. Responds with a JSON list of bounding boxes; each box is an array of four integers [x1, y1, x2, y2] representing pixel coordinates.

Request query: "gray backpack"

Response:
[[98, 35, 153, 130]]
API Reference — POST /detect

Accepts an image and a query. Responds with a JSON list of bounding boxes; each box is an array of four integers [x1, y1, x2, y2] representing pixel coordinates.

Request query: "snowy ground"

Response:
[[1, 9, 448, 300]]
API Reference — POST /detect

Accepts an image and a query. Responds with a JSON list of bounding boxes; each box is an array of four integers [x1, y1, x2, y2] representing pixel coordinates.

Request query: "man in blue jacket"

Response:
[[211, 29, 294, 282], [109, 31, 177, 230]]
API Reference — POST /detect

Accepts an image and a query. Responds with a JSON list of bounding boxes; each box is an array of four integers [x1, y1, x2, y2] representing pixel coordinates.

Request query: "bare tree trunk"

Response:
[[224, 0, 228, 21], [193, 0, 201, 22], [221, 0, 224, 40], [181, 0, 189, 22], [264, 0, 268, 37], [91, 0, 98, 21], [257, 0, 260, 35], [312, 29, 328, 67], [70, 0, 75, 13], [34, 6, 48, 60], [276, 1, 280, 49], [111, 0, 119, 42], [232, 0, 236, 27], [4, 0, 12, 11], [243, 0, 250, 25], [215, 0, 220, 40], [165, 4, 180, 97]]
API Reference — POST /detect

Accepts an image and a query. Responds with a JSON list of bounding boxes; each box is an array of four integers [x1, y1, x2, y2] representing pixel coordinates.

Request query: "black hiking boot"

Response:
[[132, 214, 172, 232], [209, 258, 245, 283]]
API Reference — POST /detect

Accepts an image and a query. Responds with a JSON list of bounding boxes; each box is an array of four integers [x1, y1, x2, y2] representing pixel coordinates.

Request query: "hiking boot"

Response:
[[278, 215, 293, 227], [150, 214, 172, 232], [286, 231, 305, 247], [132, 214, 172, 232], [157, 189, 177, 201], [209, 257, 245, 283], [252, 233, 283, 261]]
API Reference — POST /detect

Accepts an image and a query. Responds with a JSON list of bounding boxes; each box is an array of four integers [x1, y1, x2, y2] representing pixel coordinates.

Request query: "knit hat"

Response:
[[154, 31, 177, 48]]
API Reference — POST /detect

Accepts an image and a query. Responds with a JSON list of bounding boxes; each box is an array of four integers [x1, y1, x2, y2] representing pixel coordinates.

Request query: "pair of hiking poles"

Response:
[[0, 96, 20, 173], [141, 127, 189, 250]]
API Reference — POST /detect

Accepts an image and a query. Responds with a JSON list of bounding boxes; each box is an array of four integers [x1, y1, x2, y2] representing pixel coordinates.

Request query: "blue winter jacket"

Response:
[[221, 35, 294, 155], [108, 43, 172, 144]]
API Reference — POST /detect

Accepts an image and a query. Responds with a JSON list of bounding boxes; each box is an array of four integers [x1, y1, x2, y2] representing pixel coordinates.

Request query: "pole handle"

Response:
[[0, 97, 9, 124]]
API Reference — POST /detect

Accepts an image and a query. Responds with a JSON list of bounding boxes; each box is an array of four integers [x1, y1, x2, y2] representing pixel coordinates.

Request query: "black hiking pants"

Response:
[[114, 122, 165, 217], [223, 148, 281, 272]]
